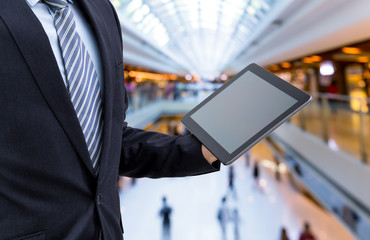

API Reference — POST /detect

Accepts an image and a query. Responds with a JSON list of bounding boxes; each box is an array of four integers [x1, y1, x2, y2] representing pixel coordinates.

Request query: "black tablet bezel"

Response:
[[181, 63, 312, 165]]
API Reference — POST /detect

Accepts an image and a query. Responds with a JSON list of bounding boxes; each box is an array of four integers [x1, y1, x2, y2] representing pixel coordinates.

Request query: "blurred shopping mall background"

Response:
[[110, 0, 370, 239]]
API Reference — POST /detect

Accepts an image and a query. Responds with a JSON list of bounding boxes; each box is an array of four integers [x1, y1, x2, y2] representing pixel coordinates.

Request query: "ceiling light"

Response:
[[120, 0, 279, 77], [320, 61, 335, 76]]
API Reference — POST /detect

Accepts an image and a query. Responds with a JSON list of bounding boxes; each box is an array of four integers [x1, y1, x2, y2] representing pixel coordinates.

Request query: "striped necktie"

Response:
[[44, 0, 103, 174]]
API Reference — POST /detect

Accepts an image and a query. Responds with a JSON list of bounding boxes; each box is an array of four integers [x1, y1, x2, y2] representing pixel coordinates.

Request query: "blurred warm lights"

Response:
[[126, 71, 177, 81], [157, 81, 166, 88], [270, 65, 280, 71], [357, 56, 369, 63], [185, 74, 192, 81], [364, 70, 370, 79], [261, 160, 275, 169], [259, 179, 267, 187], [310, 55, 322, 61], [220, 74, 228, 81], [192, 74, 201, 82], [276, 72, 291, 82], [349, 91, 369, 112], [303, 55, 322, 63], [342, 47, 362, 54], [281, 62, 291, 68], [261, 159, 288, 174], [358, 80, 366, 88], [247, 6, 256, 15], [278, 163, 287, 173], [302, 57, 314, 63]]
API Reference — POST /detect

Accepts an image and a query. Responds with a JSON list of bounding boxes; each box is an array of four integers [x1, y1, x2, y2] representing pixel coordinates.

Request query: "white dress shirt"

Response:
[[26, 0, 103, 90]]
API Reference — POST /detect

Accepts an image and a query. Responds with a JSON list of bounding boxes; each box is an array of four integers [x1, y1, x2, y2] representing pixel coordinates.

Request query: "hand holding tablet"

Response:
[[182, 63, 312, 165]]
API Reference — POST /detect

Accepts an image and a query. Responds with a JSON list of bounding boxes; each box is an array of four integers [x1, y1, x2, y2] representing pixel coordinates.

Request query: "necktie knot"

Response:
[[43, 0, 69, 13]]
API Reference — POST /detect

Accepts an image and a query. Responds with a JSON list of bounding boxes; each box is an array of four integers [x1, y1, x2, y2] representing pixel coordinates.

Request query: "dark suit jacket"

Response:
[[0, 1, 219, 239]]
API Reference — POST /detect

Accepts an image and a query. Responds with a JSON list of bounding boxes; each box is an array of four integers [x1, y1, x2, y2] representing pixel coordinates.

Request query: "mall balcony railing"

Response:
[[126, 87, 370, 165], [290, 93, 370, 164], [126, 86, 213, 113]]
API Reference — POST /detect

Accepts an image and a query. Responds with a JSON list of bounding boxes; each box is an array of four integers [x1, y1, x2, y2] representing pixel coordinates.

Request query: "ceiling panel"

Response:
[[112, 0, 279, 78]]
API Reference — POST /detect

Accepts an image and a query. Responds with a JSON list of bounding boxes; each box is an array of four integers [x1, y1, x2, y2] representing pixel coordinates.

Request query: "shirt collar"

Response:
[[26, 0, 74, 8], [26, 0, 40, 7]]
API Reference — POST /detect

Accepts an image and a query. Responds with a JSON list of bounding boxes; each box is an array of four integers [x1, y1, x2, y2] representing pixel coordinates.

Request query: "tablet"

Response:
[[181, 63, 312, 165]]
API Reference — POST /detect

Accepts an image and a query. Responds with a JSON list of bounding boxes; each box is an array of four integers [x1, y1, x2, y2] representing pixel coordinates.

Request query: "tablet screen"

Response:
[[190, 70, 297, 154]]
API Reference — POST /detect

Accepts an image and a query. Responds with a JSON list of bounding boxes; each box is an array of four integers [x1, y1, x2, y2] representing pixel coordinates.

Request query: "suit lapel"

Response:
[[0, 0, 95, 175], [76, 0, 116, 182]]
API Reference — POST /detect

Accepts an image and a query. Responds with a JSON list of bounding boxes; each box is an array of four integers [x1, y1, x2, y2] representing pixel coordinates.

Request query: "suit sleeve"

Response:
[[119, 127, 220, 178]]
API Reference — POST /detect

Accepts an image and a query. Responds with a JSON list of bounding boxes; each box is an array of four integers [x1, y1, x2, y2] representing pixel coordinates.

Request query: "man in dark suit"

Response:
[[0, 0, 219, 239]]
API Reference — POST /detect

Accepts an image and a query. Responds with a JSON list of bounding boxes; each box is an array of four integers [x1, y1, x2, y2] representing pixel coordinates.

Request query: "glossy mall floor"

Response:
[[118, 121, 356, 240]]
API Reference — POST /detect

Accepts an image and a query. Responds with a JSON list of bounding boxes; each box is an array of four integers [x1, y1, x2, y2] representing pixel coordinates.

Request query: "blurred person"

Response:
[[294, 163, 303, 177], [228, 165, 237, 199], [326, 79, 338, 95], [252, 160, 263, 192], [126, 81, 136, 108], [274, 154, 281, 182], [159, 196, 172, 240], [0, 1, 219, 239], [164, 81, 175, 100], [173, 82, 183, 101], [299, 222, 316, 240], [149, 82, 159, 101], [137, 82, 151, 108], [244, 151, 250, 168], [231, 208, 241, 240], [326, 79, 339, 113], [341, 205, 359, 231], [217, 196, 230, 240], [280, 227, 290, 240]]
